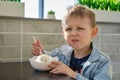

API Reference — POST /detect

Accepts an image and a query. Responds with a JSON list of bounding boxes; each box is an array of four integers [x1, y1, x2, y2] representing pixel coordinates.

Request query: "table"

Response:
[[0, 62, 74, 80]]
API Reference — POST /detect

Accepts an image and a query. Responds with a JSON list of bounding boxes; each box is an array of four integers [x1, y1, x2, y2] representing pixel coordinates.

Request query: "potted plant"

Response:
[[77, 0, 120, 11], [47, 10, 56, 19], [77, 0, 120, 23], [0, 0, 21, 2], [0, 0, 24, 17]]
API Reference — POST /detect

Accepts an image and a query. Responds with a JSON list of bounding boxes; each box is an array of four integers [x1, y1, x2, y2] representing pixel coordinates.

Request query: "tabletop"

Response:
[[0, 62, 74, 80]]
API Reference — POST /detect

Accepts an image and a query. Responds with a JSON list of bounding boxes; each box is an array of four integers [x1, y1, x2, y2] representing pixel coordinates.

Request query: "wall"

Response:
[[0, 16, 120, 80]]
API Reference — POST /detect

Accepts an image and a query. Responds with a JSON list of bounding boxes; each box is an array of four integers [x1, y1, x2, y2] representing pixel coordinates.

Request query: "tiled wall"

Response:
[[0, 16, 120, 80], [0, 17, 64, 62], [97, 23, 120, 80]]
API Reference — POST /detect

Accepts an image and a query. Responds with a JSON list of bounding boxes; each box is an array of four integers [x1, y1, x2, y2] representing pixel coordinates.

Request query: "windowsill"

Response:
[[0, 10, 120, 24], [0, 16, 61, 22]]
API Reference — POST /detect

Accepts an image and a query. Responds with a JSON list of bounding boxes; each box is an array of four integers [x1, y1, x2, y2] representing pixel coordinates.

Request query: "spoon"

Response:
[[32, 36, 45, 54]]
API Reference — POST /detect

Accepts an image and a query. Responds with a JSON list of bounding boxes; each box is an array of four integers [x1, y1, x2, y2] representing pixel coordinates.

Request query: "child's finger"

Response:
[[36, 40, 44, 53]]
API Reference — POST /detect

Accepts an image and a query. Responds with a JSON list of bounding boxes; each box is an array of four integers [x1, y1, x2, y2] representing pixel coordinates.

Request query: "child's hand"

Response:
[[32, 40, 44, 56], [48, 61, 77, 79]]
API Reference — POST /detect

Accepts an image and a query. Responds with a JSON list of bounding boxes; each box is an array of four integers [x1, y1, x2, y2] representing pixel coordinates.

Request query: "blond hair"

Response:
[[62, 4, 96, 28]]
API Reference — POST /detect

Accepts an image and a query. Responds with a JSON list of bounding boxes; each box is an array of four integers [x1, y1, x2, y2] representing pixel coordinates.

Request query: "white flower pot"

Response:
[[0, 1, 24, 17], [47, 14, 56, 19]]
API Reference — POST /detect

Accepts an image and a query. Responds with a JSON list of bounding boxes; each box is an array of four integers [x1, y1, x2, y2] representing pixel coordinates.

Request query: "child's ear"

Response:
[[91, 26, 98, 38]]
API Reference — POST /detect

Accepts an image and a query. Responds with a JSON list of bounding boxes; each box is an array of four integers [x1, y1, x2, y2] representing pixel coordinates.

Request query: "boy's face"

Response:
[[62, 16, 98, 50]]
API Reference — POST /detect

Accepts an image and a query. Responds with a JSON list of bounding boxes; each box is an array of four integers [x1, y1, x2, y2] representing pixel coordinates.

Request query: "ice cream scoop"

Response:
[[40, 54, 52, 62]]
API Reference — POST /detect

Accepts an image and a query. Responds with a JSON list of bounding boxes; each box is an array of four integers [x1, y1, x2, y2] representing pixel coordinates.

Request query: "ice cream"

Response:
[[35, 54, 52, 63], [40, 54, 52, 62]]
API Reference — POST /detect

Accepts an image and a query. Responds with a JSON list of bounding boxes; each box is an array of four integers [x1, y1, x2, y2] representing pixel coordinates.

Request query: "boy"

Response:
[[32, 4, 112, 80]]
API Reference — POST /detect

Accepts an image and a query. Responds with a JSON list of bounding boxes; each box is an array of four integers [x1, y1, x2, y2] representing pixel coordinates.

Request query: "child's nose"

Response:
[[71, 30, 78, 36]]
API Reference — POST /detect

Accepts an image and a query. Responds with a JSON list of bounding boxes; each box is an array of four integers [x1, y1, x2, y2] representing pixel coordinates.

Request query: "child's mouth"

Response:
[[72, 39, 79, 42]]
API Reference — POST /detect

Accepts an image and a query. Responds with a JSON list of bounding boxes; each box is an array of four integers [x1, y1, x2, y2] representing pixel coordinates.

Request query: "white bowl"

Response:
[[29, 55, 58, 71]]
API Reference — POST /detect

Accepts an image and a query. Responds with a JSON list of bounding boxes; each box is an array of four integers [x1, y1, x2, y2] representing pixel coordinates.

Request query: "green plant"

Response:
[[48, 10, 55, 14], [77, 0, 120, 11], [2, 0, 21, 2]]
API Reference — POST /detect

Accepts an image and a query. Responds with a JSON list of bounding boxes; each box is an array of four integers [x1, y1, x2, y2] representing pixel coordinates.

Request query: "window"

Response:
[[21, 0, 43, 18], [44, 0, 76, 19], [21, 0, 76, 19]]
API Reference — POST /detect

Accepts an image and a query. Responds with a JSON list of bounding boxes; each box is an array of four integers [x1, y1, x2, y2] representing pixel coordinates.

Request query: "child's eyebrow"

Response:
[[64, 25, 71, 27]]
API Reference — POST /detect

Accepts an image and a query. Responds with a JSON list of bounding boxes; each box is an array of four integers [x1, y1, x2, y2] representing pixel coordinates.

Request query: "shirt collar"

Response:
[[87, 42, 100, 63], [63, 42, 100, 63]]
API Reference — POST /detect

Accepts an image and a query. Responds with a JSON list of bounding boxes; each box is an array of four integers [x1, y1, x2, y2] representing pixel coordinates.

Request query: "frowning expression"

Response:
[[62, 16, 97, 50]]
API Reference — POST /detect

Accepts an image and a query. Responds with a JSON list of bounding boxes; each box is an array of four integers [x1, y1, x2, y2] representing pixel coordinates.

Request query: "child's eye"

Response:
[[77, 27, 84, 30], [65, 28, 72, 31]]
